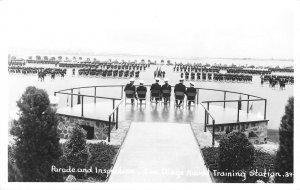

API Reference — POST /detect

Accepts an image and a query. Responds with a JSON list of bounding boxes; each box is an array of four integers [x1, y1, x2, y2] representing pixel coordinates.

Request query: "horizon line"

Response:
[[8, 48, 294, 62]]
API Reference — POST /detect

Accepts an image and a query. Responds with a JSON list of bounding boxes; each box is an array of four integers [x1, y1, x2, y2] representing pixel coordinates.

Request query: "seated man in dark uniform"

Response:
[[161, 78, 171, 104], [174, 78, 186, 107], [186, 81, 197, 106], [136, 80, 147, 104], [124, 78, 136, 104], [150, 78, 161, 103]]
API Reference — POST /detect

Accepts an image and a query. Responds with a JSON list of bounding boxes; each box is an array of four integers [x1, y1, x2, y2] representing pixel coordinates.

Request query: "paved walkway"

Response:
[[109, 122, 212, 182]]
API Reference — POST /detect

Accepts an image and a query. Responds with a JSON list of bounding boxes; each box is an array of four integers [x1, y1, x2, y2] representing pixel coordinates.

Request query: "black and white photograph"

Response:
[[0, 0, 299, 189]]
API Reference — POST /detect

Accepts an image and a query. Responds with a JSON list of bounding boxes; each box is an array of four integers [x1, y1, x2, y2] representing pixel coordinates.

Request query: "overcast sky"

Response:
[[1, 0, 294, 59]]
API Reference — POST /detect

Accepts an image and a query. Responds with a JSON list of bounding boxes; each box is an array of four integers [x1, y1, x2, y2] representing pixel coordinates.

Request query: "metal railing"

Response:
[[107, 99, 125, 142], [119, 84, 267, 122], [199, 102, 216, 146], [54, 91, 121, 117], [55, 85, 123, 142], [198, 90, 266, 147], [202, 98, 267, 122], [54, 84, 267, 144]]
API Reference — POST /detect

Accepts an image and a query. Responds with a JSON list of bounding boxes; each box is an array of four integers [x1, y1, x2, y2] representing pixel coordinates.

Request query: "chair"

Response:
[[125, 90, 135, 104], [161, 90, 171, 105], [186, 92, 196, 107], [136, 90, 147, 106], [150, 90, 161, 104], [174, 91, 185, 107]]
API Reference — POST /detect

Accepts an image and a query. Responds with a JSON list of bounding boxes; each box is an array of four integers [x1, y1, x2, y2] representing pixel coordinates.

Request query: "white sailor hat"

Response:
[[139, 80, 144, 84], [130, 78, 135, 82], [164, 78, 169, 82], [190, 81, 195, 86]]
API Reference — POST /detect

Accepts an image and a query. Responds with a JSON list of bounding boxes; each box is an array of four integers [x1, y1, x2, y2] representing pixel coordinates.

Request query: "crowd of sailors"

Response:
[[173, 64, 220, 73], [8, 66, 67, 81], [179, 72, 252, 82], [260, 75, 294, 89], [172, 63, 293, 75], [60, 62, 150, 69], [78, 68, 141, 78], [9, 60, 151, 70], [213, 73, 252, 82], [226, 69, 271, 75], [124, 78, 196, 107], [8, 62, 26, 67], [58, 63, 98, 68], [268, 68, 294, 73], [76, 63, 149, 78], [27, 60, 60, 64], [8, 58, 294, 90], [8, 61, 150, 80], [154, 67, 166, 78]]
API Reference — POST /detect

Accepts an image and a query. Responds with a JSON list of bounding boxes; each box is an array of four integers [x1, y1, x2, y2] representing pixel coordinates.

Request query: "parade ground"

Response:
[[9, 62, 293, 131]]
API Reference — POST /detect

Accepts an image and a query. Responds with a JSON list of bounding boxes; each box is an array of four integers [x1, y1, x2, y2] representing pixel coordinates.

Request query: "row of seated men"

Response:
[[124, 78, 197, 107]]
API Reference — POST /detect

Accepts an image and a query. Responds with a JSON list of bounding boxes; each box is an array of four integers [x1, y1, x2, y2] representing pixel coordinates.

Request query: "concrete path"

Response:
[[109, 122, 212, 182]]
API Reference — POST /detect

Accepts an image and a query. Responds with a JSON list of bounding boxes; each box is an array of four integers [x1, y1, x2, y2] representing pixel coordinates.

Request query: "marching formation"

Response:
[[78, 68, 141, 78], [174, 64, 253, 83], [179, 72, 253, 82], [8, 56, 293, 91], [8, 62, 26, 67], [227, 69, 271, 75], [8, 60, 150, 80], [75, 62, 149, 78], [261, 75, 294, 89], [153, 67, 166, 78], [173, 64, 220, 73], [8, 66, 67, 81], [213, 73, 252, 83]]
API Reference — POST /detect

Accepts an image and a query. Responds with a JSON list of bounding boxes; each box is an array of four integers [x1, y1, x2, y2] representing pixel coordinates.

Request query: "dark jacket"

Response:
[[136, 86, 147, 98], [150, 83, 161, 96], [124, 83, 136, 91], [174, 83, 186, 98], [150, 83, 161, 91], [174, 83, 186, 93], [137, 85, 147, 92], [124, 83, 136, 98], [161, 83, 171, 97], [186, 87, 196, 94], [186, 87, 196, 100]]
